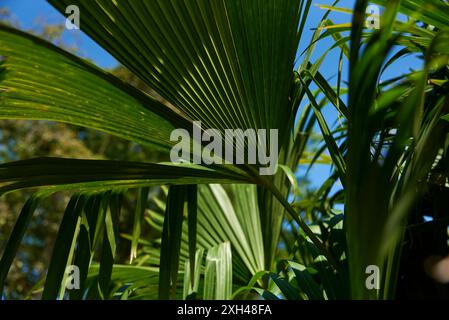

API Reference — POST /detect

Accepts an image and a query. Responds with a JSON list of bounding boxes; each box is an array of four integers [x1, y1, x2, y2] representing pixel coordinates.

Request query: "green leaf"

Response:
[[300, 79, 346, 183], [98, 192, 120, 298], [42, 194, 86, 300], [289, 263, 324, 300], [231, 270, 267, 299], [145, 184, 265, 282], [278, 164, 300, 198], [199, 185, 264, 276], [203, 242, 232, 300], [48, 0, 303, 143], [187, 185, 198, 289], [0, 157, 251, 195], [182, 248, 204, 299], [159, 186, 187, 300], [87, 264, 161, 300], [310, 70, 348, 119], [371, 0, 449, 31], [69, 194, 103, 300], [130, 188, 149, 263], [269, 273, 301, 300]]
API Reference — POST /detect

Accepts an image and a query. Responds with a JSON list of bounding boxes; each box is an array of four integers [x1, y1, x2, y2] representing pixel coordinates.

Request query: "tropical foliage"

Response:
[[1, 0, 449, 300]]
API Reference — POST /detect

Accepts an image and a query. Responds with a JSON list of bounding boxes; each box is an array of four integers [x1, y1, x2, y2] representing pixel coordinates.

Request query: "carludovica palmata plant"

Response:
[[0, 0, 448, 300], [0, 0, 341, 299]]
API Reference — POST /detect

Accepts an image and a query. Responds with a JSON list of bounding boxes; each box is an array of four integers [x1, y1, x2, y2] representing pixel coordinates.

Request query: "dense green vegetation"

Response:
[[0, 0, 449, 300]]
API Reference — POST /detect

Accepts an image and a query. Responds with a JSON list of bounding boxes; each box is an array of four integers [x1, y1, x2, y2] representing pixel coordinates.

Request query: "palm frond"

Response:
[[0, 25, 187, 153]]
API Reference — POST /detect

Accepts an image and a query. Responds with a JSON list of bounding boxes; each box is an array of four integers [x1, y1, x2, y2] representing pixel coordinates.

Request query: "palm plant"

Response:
[[0, 0, 448, 300]]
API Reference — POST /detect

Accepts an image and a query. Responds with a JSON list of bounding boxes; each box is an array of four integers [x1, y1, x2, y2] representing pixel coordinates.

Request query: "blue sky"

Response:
[[1, 0, 422, 190]]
